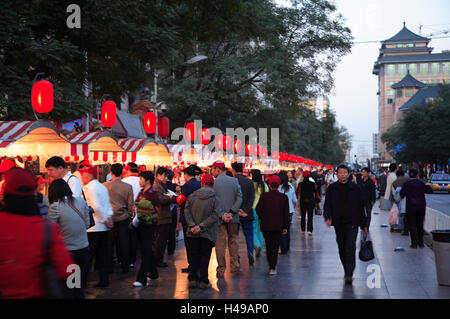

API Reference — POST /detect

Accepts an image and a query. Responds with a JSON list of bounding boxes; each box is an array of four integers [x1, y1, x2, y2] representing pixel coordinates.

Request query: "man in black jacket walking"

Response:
[[324, 164, 368, 285], [231, 162, 256, 266], [357, 167, 376, 231]]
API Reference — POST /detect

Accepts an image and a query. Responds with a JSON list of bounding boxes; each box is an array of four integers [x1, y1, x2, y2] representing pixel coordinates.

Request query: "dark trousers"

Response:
[[263, 231, 282, 269], [65, 247, 89, 299], [240, 220, 254, 258], [334, 224, 359, 277], [182, 222, 192, 269], [400, 213, 409, 233], [113, 218, 131, 271], [136, 223, 158, 284], [280, 214, 293, 253], [87, 231, 111, 286], [129, 227, 138, 265], [406, 208, 426, 246], [186, 237, 215, 284], [300, 200, 314, 232], [363, 202, 373, 230], [155, 223, 171, 263], [167, 211, 178, 255]]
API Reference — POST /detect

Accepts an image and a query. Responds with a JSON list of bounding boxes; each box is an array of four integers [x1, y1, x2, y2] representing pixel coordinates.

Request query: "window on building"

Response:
[[387, 98, 394, 104], [386, 64, 396, 77], [396, 89, 403, 98], [431, 63, 440, 76], [443, 62, 450, 76], [398, 64, 407, 77], [408, 43, 415, 47], [396, 44, 404, 48], [408, 64, 418, 76], [387, 81, 395, 96], [405, 88, 414, 97], [420, 63, 429, 75]]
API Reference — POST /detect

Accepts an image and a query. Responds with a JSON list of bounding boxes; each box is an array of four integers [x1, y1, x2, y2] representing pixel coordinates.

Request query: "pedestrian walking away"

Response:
[[250, 169, 268, 259], [210, 161, 243, 278], [231, 162, 256, 265], [399, 168, 433, 249], [47, 178, 91, 298], [392, 169, 410, 236], [357, 167, 376, 231], [278, 171, 297, 253], [184, 174, 221, 289], [103, 164, 135, 274], [79, 165, 114, 289], [297, 171, 317, 235], [255, 175, 289, 276], [324, 164, 368, 285]]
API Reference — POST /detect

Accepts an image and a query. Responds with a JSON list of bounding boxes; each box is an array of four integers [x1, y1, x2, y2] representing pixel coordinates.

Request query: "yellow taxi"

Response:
[[429, 173, 450, 193]]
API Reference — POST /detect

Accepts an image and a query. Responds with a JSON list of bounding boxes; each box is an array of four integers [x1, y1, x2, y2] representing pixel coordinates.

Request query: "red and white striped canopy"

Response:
[[0, 121, 39, 148], [118, 138, 148, 152]]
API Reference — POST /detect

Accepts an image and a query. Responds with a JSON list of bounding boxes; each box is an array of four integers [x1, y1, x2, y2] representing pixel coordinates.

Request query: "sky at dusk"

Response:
[[277, 0, 450, 160]]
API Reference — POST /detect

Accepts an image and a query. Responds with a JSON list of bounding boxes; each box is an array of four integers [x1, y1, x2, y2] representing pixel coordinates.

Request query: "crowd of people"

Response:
[[0, 157, 434, 298]]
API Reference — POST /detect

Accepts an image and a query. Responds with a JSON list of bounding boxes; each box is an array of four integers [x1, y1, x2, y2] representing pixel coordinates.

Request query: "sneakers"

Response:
[[132, 281, 144, 287], [269, 269, 277, 276], [198, 282, 212, 289], [307, 231, 312, 236]]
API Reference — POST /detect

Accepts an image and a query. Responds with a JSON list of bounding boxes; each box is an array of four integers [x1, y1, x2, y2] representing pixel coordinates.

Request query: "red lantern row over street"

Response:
[[185, 122, 197, 142], [157, 117, 169, 138], [201, 128, 210, 145], [101, 100, 117, 127], [32, 80, 54, 113], [143, 111, 157, 134]]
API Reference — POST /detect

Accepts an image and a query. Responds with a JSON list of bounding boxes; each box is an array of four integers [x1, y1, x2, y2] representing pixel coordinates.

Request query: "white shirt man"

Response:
[[122, 164, 141, 201], [45, 156, 82, 197], [63, 171, 83, 198]]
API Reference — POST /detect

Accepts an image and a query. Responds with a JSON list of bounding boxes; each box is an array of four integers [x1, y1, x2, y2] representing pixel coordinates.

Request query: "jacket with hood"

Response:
[[184, 186, 222, 243]]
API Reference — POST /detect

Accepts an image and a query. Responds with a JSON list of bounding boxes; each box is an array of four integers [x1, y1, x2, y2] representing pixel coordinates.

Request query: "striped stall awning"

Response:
[[0, 121, 37, 148], [118, 138, 148, 152], [67, 131, 119, 157], [61, 151, 136, 164]]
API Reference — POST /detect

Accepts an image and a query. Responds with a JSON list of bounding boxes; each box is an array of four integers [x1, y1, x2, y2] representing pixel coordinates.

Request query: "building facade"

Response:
[[373, 23, 450, 160]]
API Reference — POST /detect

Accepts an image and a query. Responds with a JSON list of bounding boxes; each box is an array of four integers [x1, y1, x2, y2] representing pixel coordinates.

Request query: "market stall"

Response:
[[0, 120, 72, 172], [119, 138, 171, 168]]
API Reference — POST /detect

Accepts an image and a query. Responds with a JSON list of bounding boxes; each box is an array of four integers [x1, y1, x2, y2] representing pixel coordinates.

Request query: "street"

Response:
[[85, 201, 450, 299], [426, 193, 450, 217]]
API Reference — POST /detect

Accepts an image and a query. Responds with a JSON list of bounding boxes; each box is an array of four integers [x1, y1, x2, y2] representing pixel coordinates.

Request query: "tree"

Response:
[[382, 84, 450, 167]]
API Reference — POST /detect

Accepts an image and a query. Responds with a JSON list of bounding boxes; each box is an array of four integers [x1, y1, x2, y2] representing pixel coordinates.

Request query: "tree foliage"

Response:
[[382, 84, 450, 166], [0, 0, 352, 164]]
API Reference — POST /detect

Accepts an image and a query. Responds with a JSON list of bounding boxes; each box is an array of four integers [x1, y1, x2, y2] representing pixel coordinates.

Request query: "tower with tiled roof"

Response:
[[373, 23, 450, 160]]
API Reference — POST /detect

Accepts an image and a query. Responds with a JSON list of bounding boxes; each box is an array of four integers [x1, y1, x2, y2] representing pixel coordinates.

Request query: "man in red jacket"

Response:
[[255, 175, 289, 276], [0, 168, 74, 299]]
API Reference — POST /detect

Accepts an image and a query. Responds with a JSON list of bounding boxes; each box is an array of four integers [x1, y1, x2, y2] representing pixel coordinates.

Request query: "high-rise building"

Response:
[[373, 22, 450, 160]]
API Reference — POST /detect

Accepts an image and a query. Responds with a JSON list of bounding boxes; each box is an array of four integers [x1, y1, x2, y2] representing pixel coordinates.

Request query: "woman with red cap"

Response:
[[255, 175, 289, 276], [0, 168, 74, 298], [184, 174, 221, 288]]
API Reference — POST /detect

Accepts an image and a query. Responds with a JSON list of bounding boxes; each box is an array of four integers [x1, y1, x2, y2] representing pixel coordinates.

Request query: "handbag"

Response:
[[389, 203, 399, 226], [359, 232, 375, 262], [42, 220, 64, 299], [82, 191, 96, 228]]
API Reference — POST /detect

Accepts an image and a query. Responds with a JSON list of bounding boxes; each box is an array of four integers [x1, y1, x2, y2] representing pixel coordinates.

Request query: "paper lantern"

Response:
[[216, 134, 224, 150], [245, 144, 253, 156], [157, 117, 169, 138], [143, 112, 157, 134], [233, 140, 242, 153], [32, 80, 54, 113], [185, 122, 197, 142], [101, 101, 117, 127], [201, 128, 210, 145]]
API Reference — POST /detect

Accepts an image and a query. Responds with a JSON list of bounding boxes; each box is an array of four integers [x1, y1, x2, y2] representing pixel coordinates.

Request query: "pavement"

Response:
[[426, 193, 450, 217], [85, 199, 450, 299]]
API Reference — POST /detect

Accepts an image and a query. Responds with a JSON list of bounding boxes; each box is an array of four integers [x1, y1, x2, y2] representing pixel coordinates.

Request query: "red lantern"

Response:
[[101, 101, 117, 127], [201, 128, 210, 145], [233, 140, 242, 153], [143, 112, 157, 134], [224, 136, 232, 150], [157, 117, 169, 138], [216, 134, 224, 150], [272, 151, 279, 160], [185, 122, 197, 142], [32, 80, 54, 113], [245, 144, 253, 156]]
